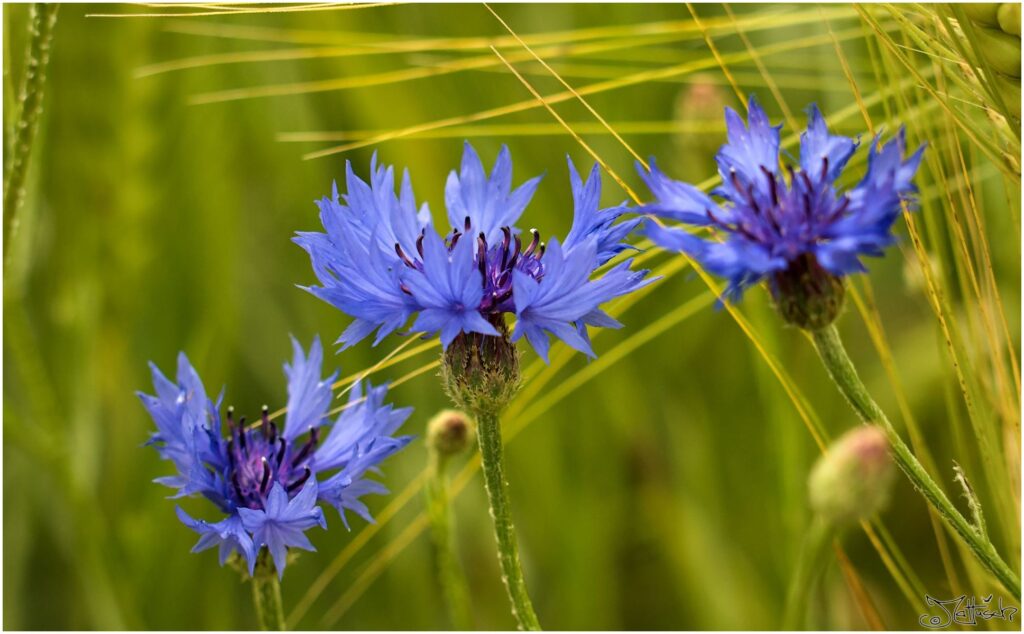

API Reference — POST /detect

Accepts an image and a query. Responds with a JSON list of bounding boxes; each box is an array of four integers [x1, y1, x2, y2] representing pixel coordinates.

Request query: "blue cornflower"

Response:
[[295, 142, 652, 362], [140, 335, 412, 578], [639, 96, 924, 327]]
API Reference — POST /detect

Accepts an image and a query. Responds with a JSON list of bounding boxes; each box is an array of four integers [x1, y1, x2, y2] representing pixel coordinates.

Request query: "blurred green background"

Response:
[[3, 3, 1020, 630]]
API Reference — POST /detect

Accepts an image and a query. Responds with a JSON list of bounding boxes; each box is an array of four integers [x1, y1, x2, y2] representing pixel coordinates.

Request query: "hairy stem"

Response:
[[426, 452, 474, 630], [475, 410, 541, 630], [3, 3, 58, 264], [251, 563, 286, 631], [812, 324, 1020, 597]]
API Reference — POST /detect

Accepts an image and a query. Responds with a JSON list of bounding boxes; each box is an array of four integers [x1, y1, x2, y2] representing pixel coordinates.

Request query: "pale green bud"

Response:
[[976, 26, 1021, 78], [427, 409, 475, 458], [998, 3, 1021, 36], [809, 426, 896, 527], [963, 3, 1001, 26]]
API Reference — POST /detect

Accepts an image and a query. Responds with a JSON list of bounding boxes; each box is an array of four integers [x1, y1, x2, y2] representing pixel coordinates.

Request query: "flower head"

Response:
[[640, 96, 924, 328], [426, 409, 475, 458], [809, 425, 895, 526], [296, 143, 651, 362], [140, 336, 413, 578]]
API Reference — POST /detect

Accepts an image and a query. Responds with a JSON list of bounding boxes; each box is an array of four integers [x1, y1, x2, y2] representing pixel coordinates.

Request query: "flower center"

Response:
[[225, 406, 317, 510], [394, 217, 546, 316], [477, 226, 545, 314]]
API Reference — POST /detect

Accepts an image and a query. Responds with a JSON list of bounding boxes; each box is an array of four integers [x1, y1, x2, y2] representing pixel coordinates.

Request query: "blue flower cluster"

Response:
[[143, 103, 925, 580], [640, 96, 924, 301], [295, 142, 653, 362], [140, 336, 411, 578]]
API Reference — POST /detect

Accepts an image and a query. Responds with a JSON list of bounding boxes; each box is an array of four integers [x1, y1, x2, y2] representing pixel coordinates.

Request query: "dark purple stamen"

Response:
[[500, 227, 512, 269], [477, 233, 487, 276], [799, 171, 814, 195], [395, 243, 416, 269], [223, 406, 325, 510], [259, 457, 271, 493], [509, 235, 522, 268], [287, 468, 312, 493], [290, 427, 319, 467], [523, 229, 540, 257], [761, 166, 779, 206], [822, 195, 851, 224], [731, 169, 762, 216]]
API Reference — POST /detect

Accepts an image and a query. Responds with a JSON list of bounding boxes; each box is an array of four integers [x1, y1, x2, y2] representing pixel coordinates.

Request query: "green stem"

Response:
[[3, 3, 58, 264], [251, 560, 286, 631], [475, 410, 541, 630], [782, 517, 832, 630], [811, 324, 1020, 597], [426, 452, 474, 630]]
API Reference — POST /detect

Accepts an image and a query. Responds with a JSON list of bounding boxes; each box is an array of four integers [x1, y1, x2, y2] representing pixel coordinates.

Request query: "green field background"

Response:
[[3, 3, 1020, 630]]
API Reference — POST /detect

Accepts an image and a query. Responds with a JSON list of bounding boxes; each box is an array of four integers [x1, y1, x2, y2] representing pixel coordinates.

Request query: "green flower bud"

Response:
[[809, 426, 896, 527], [976, 26, 1022, 77], [769, 253, 846, 331], [963, 3, 1002, 26], [998, 3, 1021, 36], [427, 409, 476, 458], [440, 322, 521, 416], [673, 77, 727, 156]]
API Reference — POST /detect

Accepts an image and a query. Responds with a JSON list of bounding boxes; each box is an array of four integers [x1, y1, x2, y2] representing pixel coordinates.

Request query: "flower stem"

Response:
[[475, 410, 541, 630], [3, 3, 58, 266], [251, 561, 286, 631], [811, 324, 1020, 597], [782, 517, 831, 630], [426, 452, 474, 630]]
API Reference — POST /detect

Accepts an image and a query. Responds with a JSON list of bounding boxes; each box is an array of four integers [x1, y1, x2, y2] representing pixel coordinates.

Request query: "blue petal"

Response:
[[240, 481, 326, 579], [799, 103, 858, 183], [512, 237, 650, 362], [295, 153, 431, 349], [715, 95, 782, 204], [403, 230, 496, 348], [563, 158, 643, 264], [444, 142, 541, 243], [176, 507, 256, 575], [636, 158, 722, 225], [282, 335, 338, 442]]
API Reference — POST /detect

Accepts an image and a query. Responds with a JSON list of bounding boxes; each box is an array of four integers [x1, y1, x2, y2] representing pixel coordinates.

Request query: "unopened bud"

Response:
[[769, 253, 845, 331], [963, 3, 1001, 26], [673, 77, 727, 173], [427, 409, 475, 458], [440, 323, 520, 415], [809, 426, 895, 527]]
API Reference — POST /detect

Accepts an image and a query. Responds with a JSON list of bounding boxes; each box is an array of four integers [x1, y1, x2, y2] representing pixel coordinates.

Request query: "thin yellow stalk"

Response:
[[87, 3, 394, 18], [685, 3, 745, 104], [485, 3, 647, 169], [302, 26, 877, 159], [723, 3, 798, 130]]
